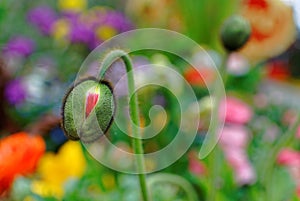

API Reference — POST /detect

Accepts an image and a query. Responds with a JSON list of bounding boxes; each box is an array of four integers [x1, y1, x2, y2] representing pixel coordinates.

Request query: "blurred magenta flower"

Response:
[[3, 37, 35, 57], [4, 79, 27, 105], [27, 6, 57, 35], [220, 97, 253, 125]]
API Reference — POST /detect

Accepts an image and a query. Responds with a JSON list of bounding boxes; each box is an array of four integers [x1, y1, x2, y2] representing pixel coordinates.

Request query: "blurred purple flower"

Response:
[[5, 79, 27, 105], [87, 37, 102, 50], [89, 9, 133, 32], [61, 11, 79, 21], [3, 37, 35, 57], [69, 20, 95, 44], [102, 11, 134, 32], [60, 8, 133, 49], [27, 6, 57, 35]]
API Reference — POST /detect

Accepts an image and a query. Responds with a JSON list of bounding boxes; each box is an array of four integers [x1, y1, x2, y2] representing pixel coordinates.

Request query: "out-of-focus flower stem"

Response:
[[99, 50, 150, 201], [262, 114, 300, 200], [206, 53, 228, 201], [148, 173, 198, 201]]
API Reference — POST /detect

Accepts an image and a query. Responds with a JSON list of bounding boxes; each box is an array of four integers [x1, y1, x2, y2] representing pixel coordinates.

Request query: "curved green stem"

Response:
[[99, 50, 150, 201], [148, 173, 198, 201]]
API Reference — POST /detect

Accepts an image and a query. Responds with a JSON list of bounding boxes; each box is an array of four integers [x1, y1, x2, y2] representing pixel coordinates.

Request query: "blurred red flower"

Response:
[[183, 67, 215, 87], [0, 132, 45, 195]]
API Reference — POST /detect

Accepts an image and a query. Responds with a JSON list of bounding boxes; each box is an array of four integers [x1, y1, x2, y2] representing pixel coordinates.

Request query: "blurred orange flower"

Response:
[[0, 132, 45, 195], [239, 0, 297, 62]]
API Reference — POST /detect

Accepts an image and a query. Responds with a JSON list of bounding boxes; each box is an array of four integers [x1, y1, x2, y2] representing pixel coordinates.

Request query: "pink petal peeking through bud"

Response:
[[85, 87, 100, 118]]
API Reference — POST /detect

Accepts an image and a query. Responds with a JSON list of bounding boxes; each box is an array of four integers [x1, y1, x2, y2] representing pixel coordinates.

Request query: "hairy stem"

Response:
[[99, 50, 150, 201]]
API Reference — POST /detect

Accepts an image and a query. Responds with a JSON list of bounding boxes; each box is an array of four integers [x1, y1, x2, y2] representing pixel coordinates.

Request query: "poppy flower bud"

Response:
[[220, 15, 251, 52], [62, 78, 114, 142]]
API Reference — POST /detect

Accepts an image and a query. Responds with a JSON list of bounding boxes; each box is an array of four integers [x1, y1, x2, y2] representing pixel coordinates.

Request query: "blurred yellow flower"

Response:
[[31, 181, 63, 198], [31, 141, 86, 198], [52, 19, 70, 45], [101, 174, 115, 190], [239, 0, 297, 62], [125, 0, 184, 32], [96, 25, 117, 41], [23, 196, 36, 201], [58, 0, 87, 12]]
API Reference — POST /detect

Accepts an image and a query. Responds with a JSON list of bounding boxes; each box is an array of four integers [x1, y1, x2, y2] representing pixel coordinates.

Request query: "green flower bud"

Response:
[[62, 78, 114, 142], [220, 15, 251, 52]]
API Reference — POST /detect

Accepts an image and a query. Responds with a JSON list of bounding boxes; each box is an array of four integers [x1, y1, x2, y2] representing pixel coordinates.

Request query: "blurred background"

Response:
[[1, 0, 300, 200]]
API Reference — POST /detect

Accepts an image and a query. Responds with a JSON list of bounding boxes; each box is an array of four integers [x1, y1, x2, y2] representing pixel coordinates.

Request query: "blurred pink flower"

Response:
[[220, 97, 253, 125], [188, 151, 206, 175], [277, 148, 300, 166], [219, 125, 256, 185], [282, 109, 298, 126], [235, 163, 256, 185], [220, 125, 249, 149], [224, 149, 256, 185], [277, 148, 300, 198], [225, 149, 248, 169]]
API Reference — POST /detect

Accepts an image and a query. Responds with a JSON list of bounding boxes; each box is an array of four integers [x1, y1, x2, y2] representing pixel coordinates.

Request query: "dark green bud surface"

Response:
[[220, 15, 251, 52]]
